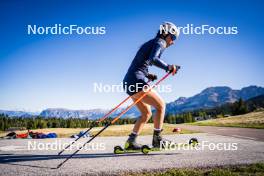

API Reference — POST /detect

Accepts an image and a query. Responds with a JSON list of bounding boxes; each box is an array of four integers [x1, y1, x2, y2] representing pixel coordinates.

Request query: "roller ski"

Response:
[[151, 130, 199, 150], [114, 133, 145, 154], [114, 144, 159, 155], [113, 133, 157, 154], [114, 130, 199, 155], [114, 137, 199, 155]]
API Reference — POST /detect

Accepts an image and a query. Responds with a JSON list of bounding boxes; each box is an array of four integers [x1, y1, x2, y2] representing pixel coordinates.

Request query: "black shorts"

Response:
[[123, 79, 149, 96]]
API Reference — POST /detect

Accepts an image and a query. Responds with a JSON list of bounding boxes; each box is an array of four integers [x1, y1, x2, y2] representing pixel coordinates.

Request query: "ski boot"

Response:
[[114, 133, 143, 154], [152, 129, 172, 149], [124, 133, 142, 150]]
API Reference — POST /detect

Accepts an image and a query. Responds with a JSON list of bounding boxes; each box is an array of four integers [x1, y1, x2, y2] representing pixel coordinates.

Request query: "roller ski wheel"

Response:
[[189, 138, 198, 146], [114, 145, 158, 154], [141, 145, 151, 154], [114, 146, 124, 154], [113, 145, 141, 154]]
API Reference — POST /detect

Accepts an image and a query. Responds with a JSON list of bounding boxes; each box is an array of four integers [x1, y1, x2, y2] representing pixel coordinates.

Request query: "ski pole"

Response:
[[58, 80, 152, 155], [56, 73, 171, 168]]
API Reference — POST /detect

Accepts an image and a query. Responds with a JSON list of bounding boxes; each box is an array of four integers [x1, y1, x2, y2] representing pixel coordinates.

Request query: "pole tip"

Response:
[[56, 163, 63, 169]]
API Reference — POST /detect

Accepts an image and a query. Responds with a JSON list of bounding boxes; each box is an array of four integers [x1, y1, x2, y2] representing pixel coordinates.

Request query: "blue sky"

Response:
[[0, 0, 263, 112]]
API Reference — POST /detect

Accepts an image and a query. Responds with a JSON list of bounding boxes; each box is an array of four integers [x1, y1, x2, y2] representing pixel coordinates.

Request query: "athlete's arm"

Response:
[[149, 43, 168, 70]]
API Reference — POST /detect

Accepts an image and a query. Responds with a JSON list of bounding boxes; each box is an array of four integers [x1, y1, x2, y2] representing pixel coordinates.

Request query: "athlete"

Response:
[[123, 22, 180, 149]]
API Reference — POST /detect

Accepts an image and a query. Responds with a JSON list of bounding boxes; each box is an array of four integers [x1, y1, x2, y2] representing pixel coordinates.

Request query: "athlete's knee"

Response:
[[141, 110, 152, 122], [155, 100, 165, 114]]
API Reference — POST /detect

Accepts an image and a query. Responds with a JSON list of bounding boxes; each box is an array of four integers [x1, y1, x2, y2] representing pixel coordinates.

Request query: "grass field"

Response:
[[124, 163, 264, 176], [0, 123, 200, 138], [1, 111, 263, 138], [191, 111, 264, 129]]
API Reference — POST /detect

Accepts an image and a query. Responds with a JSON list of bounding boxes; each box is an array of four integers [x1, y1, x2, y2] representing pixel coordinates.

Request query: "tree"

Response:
[[232, 98, 248, 115], [52, 120, 59, 128], [167, 114, 174, 124], [36, 120, 47, 129], [176, 114, 184, 124], [0, 115, 5, 131], [26, 119, 35, 130]]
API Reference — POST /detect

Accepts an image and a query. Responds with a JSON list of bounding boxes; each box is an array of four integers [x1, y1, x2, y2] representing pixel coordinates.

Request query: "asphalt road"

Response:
[[176, 124, 264, 141], [0, 130, 264, 175]]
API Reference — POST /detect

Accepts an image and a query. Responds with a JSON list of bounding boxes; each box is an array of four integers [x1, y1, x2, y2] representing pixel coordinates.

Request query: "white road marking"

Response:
[[231, 135, 256, 140], [0, 145, 27, 151]]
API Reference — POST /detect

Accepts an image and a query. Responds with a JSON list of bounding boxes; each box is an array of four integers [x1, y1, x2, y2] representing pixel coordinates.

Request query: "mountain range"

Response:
[[1, 85, 264, 119], [166, 85, 264, 114]]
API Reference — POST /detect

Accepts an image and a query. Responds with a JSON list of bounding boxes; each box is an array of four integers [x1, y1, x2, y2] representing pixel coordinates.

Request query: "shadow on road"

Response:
[[0, 152, 180, 169]]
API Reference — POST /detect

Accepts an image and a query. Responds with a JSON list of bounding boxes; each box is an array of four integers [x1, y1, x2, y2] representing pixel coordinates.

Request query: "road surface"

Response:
[[176, 124, 264, 141], [0, 126, 264, 175]]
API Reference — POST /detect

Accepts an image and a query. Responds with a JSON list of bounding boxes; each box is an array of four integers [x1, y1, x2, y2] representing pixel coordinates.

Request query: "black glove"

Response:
[[146, 73, 157, 81], [167, 65, 181, 75]]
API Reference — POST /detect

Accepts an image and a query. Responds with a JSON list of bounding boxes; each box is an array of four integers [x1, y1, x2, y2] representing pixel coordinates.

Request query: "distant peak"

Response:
[[241, 85, 260, 90], [176, 97, 187, 101], [203, 86, 232, 91]]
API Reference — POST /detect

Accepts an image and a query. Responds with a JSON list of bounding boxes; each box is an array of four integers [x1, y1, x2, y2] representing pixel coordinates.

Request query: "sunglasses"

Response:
[[170, 34, 177, 41]]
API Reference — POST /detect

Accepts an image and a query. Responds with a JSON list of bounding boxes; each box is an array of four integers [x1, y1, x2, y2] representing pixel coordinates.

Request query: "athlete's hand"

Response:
[[167, 65, 181, 75], [146, 73, 157, 82]]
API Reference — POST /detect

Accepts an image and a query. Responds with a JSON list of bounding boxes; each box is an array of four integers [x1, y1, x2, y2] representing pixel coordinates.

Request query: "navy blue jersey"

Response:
[[124, 37, 168, 82], [123, 37, 169, 95]]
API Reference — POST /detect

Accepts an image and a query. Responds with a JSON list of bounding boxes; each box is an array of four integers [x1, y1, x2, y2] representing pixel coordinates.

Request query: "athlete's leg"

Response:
[[131, 98, 152, 134], [132, 89, 165, 130], [125, 92, 153, 150], [126, 87, 166, 149], [132, 89, 170, 148]]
